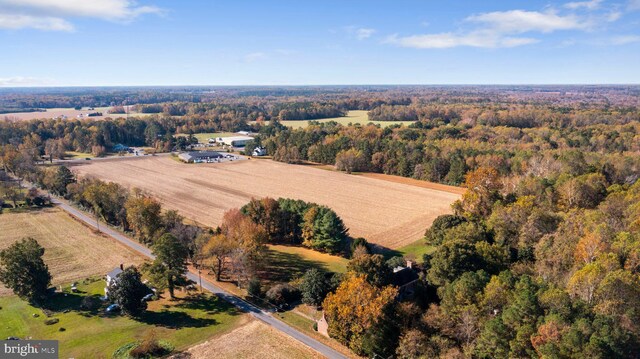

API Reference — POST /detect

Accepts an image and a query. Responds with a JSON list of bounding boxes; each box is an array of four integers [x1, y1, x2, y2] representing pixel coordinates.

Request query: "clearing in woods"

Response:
[[71, 157, 461, 249], [0, 207, 145, 296], [251, 110, 416, 128]]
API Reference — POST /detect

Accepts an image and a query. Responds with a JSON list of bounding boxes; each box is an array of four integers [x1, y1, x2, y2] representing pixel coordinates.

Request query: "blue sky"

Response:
[[0, 0, 639, 86]]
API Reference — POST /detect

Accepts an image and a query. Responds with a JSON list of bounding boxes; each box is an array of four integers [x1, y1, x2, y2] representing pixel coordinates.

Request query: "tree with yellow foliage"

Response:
[[323, 275, 398, 355]]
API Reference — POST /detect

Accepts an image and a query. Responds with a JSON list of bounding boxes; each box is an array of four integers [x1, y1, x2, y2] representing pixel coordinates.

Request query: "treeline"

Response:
[[0, 87, 204, 111], [253, 120, 640, 185], [368, 103, 640, 127]]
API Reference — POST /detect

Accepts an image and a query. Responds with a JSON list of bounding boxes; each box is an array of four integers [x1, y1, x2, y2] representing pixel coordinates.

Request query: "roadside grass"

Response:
[[276, 311, 357, 359], [0, 278, 246, 359], [257, 245, 348, 285]]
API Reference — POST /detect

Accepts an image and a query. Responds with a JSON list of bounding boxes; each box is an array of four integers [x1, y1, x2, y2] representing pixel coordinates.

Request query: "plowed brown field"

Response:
[[71, 157, 461, 249]]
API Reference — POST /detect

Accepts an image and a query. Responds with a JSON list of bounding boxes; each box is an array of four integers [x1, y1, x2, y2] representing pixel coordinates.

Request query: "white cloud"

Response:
[[386, 8, 598, 49], [628, 0, 640, 10], [0, 76, 54, 86], [466, 10, 587, 33], [610, 34, 640, 44], [355, 28, 375, 40], [0, 13, 72, 31], [0, 0, 163, 31], [385, 31, 538, 49], [564, 0, 603, 10]]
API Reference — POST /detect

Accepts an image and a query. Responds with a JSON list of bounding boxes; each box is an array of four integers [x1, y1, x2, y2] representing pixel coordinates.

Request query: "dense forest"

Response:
[[2, 86, 640, 358]]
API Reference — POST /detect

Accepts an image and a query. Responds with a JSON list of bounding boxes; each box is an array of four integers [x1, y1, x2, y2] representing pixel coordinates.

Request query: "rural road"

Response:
[[49, 196, 347, 359]]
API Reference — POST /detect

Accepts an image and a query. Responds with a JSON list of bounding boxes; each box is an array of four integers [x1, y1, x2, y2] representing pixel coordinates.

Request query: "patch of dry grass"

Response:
[[175, 319, 324, 359]]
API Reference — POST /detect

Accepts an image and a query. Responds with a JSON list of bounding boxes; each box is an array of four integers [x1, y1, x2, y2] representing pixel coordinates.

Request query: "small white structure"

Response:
[[219, 136, 253, 147], [252, 147, 267, 156], [236, 131, 252, 136]]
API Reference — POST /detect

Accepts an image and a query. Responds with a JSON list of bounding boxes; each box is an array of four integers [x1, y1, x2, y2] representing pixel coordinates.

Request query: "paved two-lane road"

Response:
[[50, 197, 346, 359]]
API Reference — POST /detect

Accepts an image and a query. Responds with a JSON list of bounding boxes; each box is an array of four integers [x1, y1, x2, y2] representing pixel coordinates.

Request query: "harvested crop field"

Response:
[[71, 157, 461, 248], [0, 207, 145, 295], [174, 319, 324, 359]]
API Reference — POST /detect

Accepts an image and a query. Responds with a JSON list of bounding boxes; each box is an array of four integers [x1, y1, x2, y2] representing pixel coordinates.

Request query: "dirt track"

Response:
[[71, 157, 460, 249]]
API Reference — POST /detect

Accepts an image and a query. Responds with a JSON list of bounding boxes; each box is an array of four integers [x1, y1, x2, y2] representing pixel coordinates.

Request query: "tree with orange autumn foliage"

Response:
[[323, 275, 398, 356]]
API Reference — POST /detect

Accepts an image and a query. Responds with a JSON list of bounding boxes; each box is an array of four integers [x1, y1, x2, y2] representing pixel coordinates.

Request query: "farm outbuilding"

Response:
[[218, 136, 253, 147], [178, 151, 224, 163]]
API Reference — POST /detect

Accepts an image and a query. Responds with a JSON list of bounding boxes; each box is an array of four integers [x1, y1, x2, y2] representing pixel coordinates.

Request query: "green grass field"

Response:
[[252, 110, 416, 129], [0, 278, 245, 359], [395, 240, 435, 262], [257, 245, 348, 285]]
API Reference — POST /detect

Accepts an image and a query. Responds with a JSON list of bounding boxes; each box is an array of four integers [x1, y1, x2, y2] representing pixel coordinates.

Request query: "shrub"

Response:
[[129, 330, 172, 358], [44, 318, 59, 325], [80, 296, 102, 311], [247, 278, 262, 298], [265, 283, 300, 305]]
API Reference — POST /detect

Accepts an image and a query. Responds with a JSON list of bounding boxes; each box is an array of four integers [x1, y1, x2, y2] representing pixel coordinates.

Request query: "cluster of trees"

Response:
[[198, 197, 349, 290], [321, 162, 640, 357], [240, 197, 349, 253]]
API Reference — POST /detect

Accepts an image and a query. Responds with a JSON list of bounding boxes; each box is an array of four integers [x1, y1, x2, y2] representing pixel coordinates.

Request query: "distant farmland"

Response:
[[71, 157, 461, 249], [253, 110, 417, 129], [0, 106, 149, 121]]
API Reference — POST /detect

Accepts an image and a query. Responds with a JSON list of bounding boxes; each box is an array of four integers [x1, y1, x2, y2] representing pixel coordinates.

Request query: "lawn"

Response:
[[0, 278, 247, 359], [257, 245, 348, 285], [252, 110, 416, 129], [395, 240, 435, 262]]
